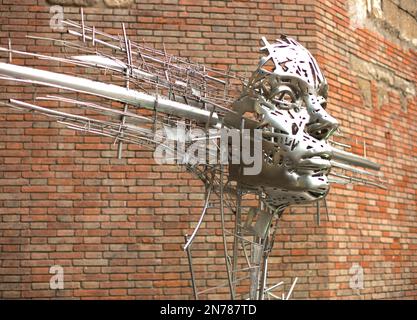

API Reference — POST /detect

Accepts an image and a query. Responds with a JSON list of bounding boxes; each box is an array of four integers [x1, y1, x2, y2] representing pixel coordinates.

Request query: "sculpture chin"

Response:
[[229, 155, 331, 209]]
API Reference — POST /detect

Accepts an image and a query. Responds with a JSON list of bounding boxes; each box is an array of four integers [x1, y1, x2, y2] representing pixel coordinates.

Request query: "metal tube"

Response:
[[331, 146, 380, 171], [0, 62, 219, 126], [330, 160, 379, 176]]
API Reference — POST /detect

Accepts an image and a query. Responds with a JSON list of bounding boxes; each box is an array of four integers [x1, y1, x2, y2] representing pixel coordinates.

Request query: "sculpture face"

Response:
[[229, 36, 339, 208]]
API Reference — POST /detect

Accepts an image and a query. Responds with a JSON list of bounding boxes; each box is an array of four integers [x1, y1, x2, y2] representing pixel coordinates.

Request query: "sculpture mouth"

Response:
[[297, 153, 332, 200], [307, 189, 328, 199]]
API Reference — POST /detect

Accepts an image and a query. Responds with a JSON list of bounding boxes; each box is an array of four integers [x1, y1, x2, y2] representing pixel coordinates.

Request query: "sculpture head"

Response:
[[227, 35, 339, 209]]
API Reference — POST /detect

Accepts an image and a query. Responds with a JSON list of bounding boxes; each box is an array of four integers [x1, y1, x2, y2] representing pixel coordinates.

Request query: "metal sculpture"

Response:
[[0, 12, 384, 300]]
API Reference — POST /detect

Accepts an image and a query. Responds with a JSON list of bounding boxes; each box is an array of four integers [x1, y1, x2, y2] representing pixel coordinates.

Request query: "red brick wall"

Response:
[[309, 0, 417, 299], [0, 0, 416, 299]]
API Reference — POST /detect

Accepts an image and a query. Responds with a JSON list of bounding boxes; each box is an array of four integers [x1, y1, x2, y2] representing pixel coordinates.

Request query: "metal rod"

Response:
[[264, 281, 284, 293], [81, 8, 85, 43], [267, 291, 282, 300], [329, 140, 351, 148], [330, 160, 379, 176], [8, 99, 155, 138], [219, 146, 235, 299], [184, 234, 198, 300], [331, 146, 380, 170], [117, 24, 133, 159], [324, 196, 330, 221], [249, 239, 261, 300], [259, 251, 268, 300], [67, 29, 231, 85], [316, 200, 320, 225], [183, 184, 212, 250], [223, 229, 263, 247], [38, 95, 151, 124], [9, 99, 91, 122], [231, 188, 242, 292], [8, 39, 12, 63], [285, 277, 298, 300], [329, 172, 387, 189], [196, 275, 250, 296], [241, 239, 252, 269]]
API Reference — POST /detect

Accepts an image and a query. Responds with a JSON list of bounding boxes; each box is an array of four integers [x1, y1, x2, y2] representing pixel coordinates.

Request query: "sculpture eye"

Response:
[[269, 84, 301, 110], [273, 90, 294, 108]]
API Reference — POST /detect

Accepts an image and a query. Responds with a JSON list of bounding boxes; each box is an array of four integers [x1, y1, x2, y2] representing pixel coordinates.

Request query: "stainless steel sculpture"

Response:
[[0, 12, 384, 300]]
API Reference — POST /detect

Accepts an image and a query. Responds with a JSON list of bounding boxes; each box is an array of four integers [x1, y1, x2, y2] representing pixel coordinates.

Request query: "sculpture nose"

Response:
[[305, 95, 339, 140]]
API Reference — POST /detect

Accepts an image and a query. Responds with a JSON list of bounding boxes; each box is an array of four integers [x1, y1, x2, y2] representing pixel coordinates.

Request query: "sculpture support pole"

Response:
[[258, 236, 270, 300], [231, 188, 242, 294], [184, 234, 198, 300], [220, 159, 235, 299], [249, 237, 262, 300]]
